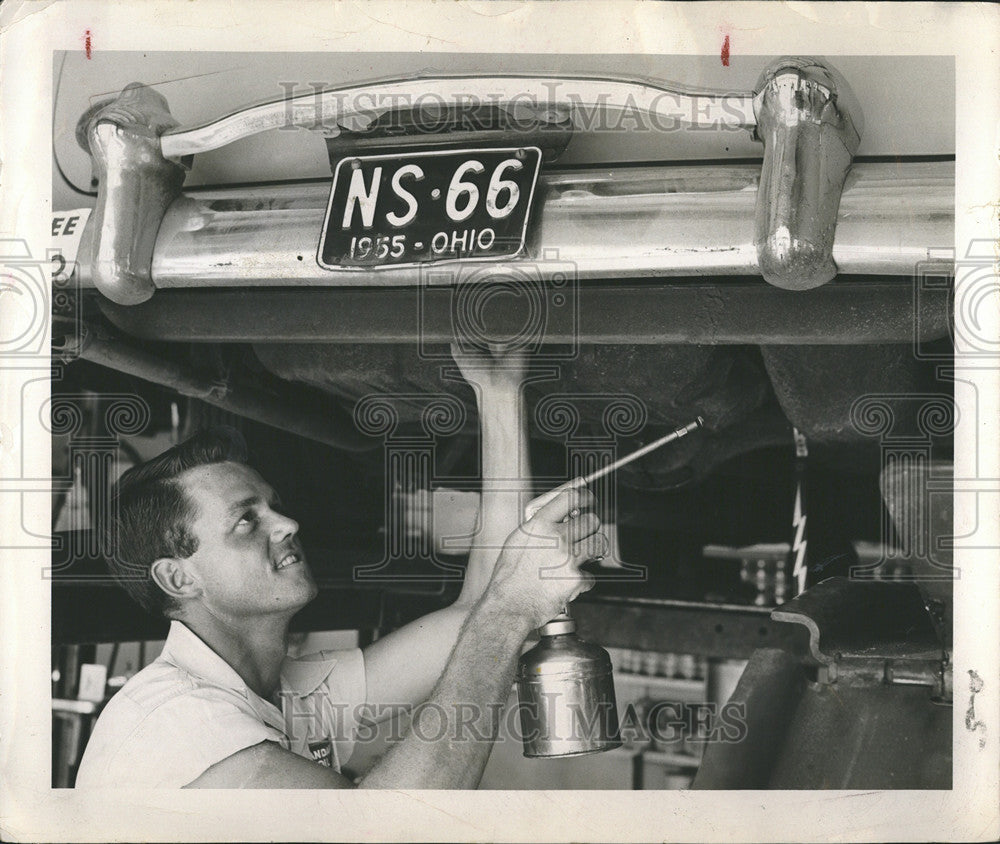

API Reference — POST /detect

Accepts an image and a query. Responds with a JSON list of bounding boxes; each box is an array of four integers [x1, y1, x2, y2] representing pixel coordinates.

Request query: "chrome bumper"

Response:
[[77, 159, 953, 291]]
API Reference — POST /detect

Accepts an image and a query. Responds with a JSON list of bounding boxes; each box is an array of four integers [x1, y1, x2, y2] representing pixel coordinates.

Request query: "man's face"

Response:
[[175, 461, 318, 618]]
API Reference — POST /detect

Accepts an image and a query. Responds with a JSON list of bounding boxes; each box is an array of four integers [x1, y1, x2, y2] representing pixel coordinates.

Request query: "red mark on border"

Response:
[[84, 30, 92, 59], [721, 34, 730, 67]]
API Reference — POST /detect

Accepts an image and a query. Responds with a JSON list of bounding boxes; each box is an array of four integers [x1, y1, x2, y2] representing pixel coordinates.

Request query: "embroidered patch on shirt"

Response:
[[308, 737, 334, 767]]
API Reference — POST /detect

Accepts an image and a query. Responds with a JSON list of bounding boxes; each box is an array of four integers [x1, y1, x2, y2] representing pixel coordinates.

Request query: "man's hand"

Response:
[[486, 486, 603, 629], [449, 342, 527, 395]]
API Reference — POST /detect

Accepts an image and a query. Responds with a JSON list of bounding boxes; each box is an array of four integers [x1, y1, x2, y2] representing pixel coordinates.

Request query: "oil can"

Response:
[[515, 613, 622, 758]]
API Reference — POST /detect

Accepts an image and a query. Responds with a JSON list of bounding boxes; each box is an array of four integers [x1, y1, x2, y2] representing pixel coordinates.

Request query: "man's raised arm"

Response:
[[359, 345, 532, 710]]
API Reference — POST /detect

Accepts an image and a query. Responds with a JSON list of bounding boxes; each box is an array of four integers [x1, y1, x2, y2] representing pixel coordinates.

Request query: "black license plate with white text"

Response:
[[318, 147, 542, 269]]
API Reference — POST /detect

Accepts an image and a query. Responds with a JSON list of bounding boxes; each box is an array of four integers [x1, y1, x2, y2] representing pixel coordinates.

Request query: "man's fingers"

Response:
[[532, 482, 593, 524], [573, 531, 608, 562], [564, 511, 601, 546], [523, 478, 587, 522]]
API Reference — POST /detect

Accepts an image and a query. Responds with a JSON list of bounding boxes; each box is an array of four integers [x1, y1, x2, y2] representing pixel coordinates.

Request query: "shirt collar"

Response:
[[280, 652, 339, 698], [159, 620, 338, 698], [159, 620, 253, 693]]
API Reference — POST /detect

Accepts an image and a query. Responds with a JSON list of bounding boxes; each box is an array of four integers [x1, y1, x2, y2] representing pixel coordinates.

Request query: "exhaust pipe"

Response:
[[60, 326, 375, 453]]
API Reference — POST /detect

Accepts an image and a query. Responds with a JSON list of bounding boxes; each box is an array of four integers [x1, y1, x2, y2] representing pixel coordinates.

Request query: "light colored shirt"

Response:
[[76, 620, 366, 787]]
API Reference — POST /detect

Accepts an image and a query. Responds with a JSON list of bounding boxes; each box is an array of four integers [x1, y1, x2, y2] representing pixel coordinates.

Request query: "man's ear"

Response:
[[150, 557, 200, 602]]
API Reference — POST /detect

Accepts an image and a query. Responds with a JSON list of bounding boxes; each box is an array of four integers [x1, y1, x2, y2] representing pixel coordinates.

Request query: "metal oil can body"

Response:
[[515, 617, 622, 758]]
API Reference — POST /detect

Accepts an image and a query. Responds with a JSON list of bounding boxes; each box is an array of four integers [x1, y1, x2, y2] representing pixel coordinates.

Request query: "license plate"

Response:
[[317, 147, 542, 270]]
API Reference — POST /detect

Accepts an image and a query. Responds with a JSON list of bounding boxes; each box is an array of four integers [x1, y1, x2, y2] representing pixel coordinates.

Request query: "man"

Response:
[[76, 349, 602, 788]]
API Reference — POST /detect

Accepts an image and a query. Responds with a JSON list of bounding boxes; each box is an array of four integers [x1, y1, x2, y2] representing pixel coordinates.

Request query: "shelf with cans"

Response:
[[702, 541, 916, 608], [606, 646, 718, 786], [608, 647, 709, 695]]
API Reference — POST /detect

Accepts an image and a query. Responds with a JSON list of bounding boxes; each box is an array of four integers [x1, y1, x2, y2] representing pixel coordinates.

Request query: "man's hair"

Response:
[[105, 426, 248, 617]]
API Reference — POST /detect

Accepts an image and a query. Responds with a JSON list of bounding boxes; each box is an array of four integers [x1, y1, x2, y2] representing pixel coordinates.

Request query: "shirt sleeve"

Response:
[[97, 690, 284, 788]]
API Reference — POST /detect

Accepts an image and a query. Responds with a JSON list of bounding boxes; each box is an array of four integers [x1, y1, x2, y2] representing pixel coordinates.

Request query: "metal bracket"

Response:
[[772, 577, 949, 698], [322, 101, 574, 166]]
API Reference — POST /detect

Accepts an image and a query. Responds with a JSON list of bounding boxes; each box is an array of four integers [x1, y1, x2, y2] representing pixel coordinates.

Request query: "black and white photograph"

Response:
[[2, 2, 998, 841]]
